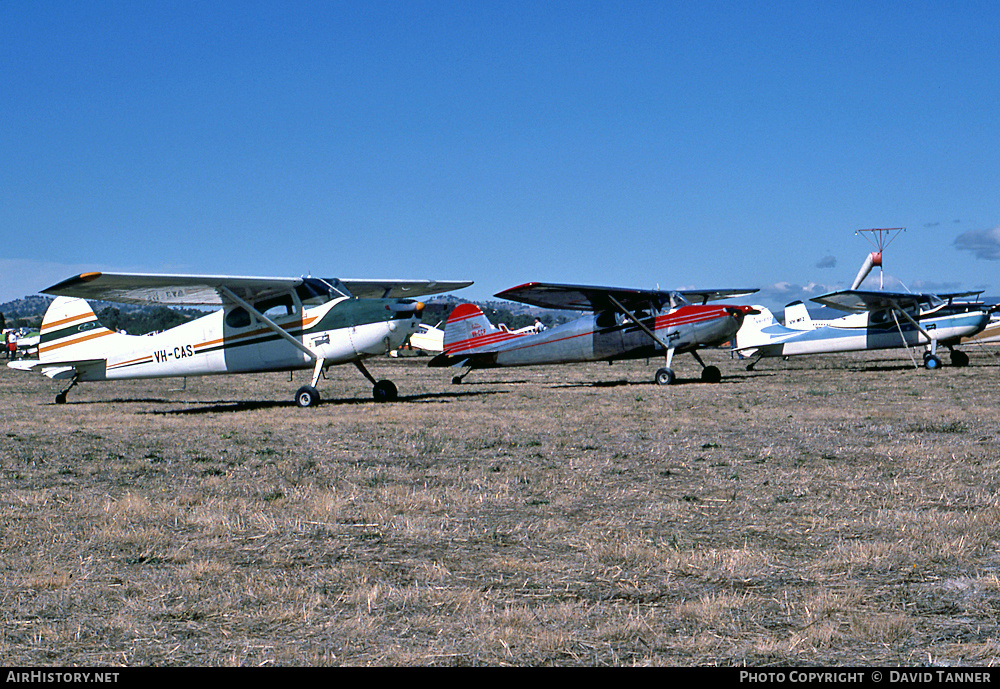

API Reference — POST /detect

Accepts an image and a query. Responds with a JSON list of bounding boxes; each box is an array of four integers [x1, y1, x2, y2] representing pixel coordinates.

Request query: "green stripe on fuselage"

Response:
[[204, 299, 411, 355], [309, 298, 407, 333]]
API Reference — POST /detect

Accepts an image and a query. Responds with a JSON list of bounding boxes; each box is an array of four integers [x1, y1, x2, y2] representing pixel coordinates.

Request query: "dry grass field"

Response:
[[4, 346, 1000, 667]]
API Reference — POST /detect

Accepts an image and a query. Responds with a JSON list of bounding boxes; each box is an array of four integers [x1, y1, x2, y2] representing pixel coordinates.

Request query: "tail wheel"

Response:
[[373, 380, 398, 402], [295, 385, 320, 408], [655, 367, 675, 386]]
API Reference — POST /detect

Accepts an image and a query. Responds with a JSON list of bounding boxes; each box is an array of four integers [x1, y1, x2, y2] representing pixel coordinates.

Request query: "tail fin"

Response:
[[442, 303, 499, 354], [39, 297, 123, 363], [783, 301, 814, 329], [734, 305, 781, 356]]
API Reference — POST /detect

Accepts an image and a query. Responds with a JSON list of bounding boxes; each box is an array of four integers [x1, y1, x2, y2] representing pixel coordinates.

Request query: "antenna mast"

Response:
[[851, 227, 905, 290]]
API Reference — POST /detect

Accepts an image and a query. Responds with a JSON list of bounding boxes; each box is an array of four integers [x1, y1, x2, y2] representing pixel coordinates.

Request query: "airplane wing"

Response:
[[677, 288, 761, 305], [338, 279, 474, 299], [42, 272, 472, 306], [811, 289, 983, 313], [495, 282, 758, 312]]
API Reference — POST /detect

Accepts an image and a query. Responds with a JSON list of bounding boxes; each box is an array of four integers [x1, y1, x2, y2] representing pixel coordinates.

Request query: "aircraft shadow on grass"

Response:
[[141, 389, 504, 415]]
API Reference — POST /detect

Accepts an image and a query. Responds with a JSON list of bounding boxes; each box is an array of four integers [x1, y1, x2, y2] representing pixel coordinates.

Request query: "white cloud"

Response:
[[954, 226, 1000, 261]]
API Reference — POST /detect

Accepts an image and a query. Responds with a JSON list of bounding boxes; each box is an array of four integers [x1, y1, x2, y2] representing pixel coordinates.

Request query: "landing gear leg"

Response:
[[55, 375, 78, 405], [294, 357, 327, 407], [923, 340, 942, 370], [355, 360, 398, 402], [655, 348, 676, 386]]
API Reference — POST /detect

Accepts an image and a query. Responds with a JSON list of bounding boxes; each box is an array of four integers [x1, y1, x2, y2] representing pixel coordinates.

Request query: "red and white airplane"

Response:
[[430, 282, 758, 385], [10, 271, 472, 406]]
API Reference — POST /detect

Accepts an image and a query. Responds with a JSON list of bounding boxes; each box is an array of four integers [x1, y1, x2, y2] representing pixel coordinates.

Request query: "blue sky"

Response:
[[3, 1, 999, 311]]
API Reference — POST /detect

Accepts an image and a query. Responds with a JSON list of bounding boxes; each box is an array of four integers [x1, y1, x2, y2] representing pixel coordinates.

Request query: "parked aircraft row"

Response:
[[8, 247, 997, 406]]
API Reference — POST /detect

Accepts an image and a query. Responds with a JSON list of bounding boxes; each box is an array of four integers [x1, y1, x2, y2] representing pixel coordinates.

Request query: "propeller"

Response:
[[386, 300, 425, 316], [726, 305, 760, 323]]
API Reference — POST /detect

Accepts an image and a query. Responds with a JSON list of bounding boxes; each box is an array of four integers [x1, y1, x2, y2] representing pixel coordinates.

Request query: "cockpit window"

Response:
[[870, 303, 920, 326], [255, 294, 297, 319], [670, 292, 691, 308], [226, 307, 252, 328]]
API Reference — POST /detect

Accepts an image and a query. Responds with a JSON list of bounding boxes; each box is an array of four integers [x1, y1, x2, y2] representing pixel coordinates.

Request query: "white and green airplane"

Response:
[[9, 271, 471, 406]]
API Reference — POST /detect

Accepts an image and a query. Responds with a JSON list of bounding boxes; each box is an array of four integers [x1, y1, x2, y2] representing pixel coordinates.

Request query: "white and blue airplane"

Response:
[[736, 288, 992, 370], [9, 271, 472, 406]]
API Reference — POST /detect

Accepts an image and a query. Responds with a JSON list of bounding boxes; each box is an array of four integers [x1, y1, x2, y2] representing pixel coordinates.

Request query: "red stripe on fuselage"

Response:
[[445, 305, 731, 355]]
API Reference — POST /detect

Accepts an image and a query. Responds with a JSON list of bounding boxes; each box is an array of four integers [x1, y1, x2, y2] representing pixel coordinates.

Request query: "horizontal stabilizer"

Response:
[[7, 359, 106, 380]]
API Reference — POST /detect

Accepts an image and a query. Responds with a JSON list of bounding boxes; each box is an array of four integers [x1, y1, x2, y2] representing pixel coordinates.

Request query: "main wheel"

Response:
[[700, 365, 722, 384], [55, 392, 67, 405], [373, 379, 398, 402], [951, 350, 970, 367], [923, 354, 942, 370], [295, 385, 320, 407], [654, 367, 675, 386]]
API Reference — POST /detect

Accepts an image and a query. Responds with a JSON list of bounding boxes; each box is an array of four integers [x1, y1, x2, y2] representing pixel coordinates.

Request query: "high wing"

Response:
[[495, 282, 758, 312], [811, 289, 983, 313], [43, 272, 473, 306], [338, 279, 474, 299]]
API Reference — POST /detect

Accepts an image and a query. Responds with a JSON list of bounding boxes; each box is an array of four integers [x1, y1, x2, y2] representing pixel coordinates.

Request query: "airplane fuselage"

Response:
[[754, 309, 989, 359], [53, 297, 421, 382], [455, 304, 743, 368]]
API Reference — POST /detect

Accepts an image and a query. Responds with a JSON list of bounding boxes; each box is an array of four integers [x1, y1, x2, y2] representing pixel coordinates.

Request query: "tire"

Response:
[[373, 380, 398, 402], [700, 365, 722, 384], [55, 392, 67, 405], [951, 350, 969, 367], [295, 385, 320, 408], [924, 354, 942, 370], [655, 367, 675, 386]]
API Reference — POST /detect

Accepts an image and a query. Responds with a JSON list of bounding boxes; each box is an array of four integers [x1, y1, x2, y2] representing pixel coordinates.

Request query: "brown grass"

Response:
[[4, 347, 1000, 666]]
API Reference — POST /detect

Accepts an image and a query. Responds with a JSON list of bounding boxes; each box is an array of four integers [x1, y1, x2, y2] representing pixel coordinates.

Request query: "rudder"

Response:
[[442, 303, 498, 353], [39, 296, 120, 363], [783, 301, 814, 330], [734, 305, 781, 356]]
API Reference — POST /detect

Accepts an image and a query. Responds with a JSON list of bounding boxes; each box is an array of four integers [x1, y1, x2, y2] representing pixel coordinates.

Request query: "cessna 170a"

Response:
[[9, 272, 472, 406], [735, 289, 992, 370], [429, 282, 759, 385]]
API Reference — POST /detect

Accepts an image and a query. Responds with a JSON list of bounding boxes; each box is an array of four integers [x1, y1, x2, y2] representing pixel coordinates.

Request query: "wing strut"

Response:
[[219, 286, 318, 362], [890, 311, 920, 369], [607, 294, 675, 365], [888, 298, 937, 368]]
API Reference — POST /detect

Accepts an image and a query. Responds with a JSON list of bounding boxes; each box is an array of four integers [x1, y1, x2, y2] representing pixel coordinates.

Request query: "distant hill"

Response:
[[0, 295, 53, 322], [0, 293, 573, 336], [0, 295, 204, 335]]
